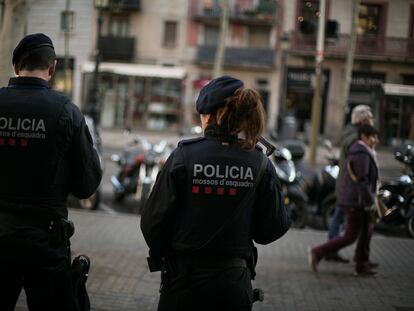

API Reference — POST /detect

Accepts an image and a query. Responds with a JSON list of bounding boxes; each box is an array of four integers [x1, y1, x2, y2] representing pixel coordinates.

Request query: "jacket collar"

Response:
[[8, 77, 50, 89], [204, 124, 239, 143]]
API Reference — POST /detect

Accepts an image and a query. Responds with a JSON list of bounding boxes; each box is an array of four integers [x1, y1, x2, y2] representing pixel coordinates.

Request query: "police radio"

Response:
[[259, 136, 276, 157]]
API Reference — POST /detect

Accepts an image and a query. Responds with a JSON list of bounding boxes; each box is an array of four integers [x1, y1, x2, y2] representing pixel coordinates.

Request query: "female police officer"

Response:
[[141, 76, 290, 311]]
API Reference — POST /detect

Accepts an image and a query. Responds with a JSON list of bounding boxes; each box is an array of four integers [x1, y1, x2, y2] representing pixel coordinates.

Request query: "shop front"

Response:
[[51, 57, 75, 98], [282, 67, 330, 137], [346, 71, 385, 124], [82, 62, 186, 131], [381, 83, 414, 146]]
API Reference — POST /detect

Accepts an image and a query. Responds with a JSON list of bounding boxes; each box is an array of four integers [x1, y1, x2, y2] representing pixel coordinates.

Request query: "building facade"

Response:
[[81, 0, 281, 132], [185, 0, 280, 131], [80, 0, 189, 131], [280, 0, 414, 144], [26, 0, 94, 108]]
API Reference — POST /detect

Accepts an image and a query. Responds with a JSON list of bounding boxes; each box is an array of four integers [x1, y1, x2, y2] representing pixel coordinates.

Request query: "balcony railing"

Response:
[[107, 0, 140, 11], [191, 0, 276, 25], [196, 45, 274, 68], [99, 36, 135, 61], [290, 32, 414, 61]]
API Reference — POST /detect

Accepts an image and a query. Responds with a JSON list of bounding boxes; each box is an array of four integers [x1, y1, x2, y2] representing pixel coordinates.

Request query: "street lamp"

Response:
[[89, 0, 109, 125]]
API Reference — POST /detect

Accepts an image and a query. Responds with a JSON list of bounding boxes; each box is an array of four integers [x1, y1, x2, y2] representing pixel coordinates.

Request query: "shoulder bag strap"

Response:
[[347, 161, 358, 183]]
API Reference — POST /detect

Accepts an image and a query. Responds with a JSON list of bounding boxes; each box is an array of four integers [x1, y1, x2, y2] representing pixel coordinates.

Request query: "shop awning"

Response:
[[382, 83, 414, 97], [81, 61, 186, 79]]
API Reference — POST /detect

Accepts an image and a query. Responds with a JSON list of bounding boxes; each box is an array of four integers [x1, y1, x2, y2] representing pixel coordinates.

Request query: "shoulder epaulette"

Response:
[[178, 137, 206, 147]]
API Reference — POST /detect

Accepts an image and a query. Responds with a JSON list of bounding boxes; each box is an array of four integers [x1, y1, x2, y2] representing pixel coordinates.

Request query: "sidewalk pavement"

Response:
[[17, 209, 414, 311]]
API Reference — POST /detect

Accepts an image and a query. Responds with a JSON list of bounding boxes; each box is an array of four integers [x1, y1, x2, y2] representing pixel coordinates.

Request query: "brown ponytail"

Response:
[[208, 87, 265, 150]]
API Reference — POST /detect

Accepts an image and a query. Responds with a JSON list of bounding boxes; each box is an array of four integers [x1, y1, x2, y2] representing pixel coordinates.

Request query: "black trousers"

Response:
[[0, 266, 69, 311], [0, 229, 69, 311], [158, 263, 253, 311]]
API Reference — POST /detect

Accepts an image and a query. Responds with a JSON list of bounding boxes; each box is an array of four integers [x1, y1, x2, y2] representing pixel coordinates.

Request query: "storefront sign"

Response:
[[287, 68, 329, 89], [382, 83, 414, 97], [350, 72, 385, 91]]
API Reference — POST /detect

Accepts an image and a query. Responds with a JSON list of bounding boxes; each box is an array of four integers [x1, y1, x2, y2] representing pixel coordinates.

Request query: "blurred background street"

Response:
[[3, 0, 414, 309]]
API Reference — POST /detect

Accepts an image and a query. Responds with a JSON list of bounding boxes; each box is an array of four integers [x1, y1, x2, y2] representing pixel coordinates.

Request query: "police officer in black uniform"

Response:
[[0, 33, 102, 310], [141, 76, 290, 311]]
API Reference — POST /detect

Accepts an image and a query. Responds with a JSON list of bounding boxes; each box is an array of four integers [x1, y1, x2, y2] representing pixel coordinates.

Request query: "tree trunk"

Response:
[[0, 0, 28, 86]]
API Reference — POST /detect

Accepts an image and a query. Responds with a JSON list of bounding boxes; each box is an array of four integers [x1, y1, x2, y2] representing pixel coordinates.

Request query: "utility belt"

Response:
[[176, 255, 247, 270], [0, 211, 74, 248], [152, 252, 264, 303]]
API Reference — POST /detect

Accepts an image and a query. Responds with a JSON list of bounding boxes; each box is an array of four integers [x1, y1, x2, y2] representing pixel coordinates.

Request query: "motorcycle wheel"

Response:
[[114, 191, 126, 203], [138, 183, 151, 214], [323, 202, 336, 230], [79, 190, 100, 210], [406, 215, 414, 238], [286, 196, 307, 229]]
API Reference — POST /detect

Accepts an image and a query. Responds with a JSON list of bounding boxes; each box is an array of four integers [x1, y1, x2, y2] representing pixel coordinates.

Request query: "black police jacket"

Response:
[[0, 77, 102, 222], [140, 127, 290, 260]]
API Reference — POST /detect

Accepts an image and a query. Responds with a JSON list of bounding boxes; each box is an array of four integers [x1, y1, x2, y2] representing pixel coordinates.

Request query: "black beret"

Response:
[[12, 33, 55, 65], [196, 75, 244, 114]]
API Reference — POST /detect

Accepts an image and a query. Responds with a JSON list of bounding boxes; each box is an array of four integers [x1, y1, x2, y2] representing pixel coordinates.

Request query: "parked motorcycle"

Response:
[[377, 144, 414, 238], [296, 140, 339, 229], [271, 141, 308, 228], [110, 138, 172, 212]]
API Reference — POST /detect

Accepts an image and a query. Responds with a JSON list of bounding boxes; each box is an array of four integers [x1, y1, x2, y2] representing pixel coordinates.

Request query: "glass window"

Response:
[[204, 25, 219, 45], [297, 0, 320, 30], [358, 3, 382, 35], [148, 78, 182, 130], [163, 21, 178, 48], [0, 2, 5, 26], [60, 10, 75, 32], [108, 15, 129, 37], [202, 0, 220, 16], [249, 26, 270, 48], [51, 57, 74, 98], [409, 6, 414, 39]]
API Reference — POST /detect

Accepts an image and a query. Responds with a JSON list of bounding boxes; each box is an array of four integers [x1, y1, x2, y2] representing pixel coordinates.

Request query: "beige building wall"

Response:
[[27, 0, 94, 109], [133, 0, 189, 65], [387, 0, 414, 37], [282, 0, 297, 33]]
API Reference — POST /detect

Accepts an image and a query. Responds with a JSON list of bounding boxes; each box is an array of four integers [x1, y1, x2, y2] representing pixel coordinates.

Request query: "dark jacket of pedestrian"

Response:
[[335, 123, 358, 196], [337, 140, 378, 208]]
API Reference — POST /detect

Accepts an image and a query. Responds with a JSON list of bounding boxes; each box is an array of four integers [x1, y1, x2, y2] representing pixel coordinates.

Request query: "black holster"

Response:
[[50, 218, 75, 249], [247, 247, 265, 303]]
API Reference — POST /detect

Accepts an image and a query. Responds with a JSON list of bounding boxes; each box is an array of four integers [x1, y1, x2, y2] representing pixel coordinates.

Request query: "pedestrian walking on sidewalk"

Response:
[[325, 104, 375, 263], [309, 124, 379, 276], [141, 76, 290, 311], [0, 33, 102, 310]]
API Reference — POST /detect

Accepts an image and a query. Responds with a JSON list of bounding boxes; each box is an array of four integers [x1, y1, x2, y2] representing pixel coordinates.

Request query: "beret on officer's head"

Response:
[[12, 33, 55, 65], [196, 75, 244, 114]]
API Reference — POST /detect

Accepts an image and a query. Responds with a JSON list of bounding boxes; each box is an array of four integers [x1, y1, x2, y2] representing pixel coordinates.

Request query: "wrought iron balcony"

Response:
[[191, 0, 276, 26], [290, 32, 414, 61], [107, 0, 140, 11], [196, 45, 274, 69], [99, 36, 135, 61]]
